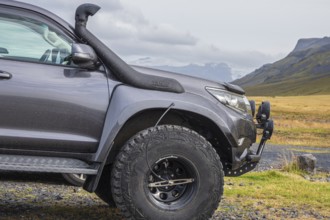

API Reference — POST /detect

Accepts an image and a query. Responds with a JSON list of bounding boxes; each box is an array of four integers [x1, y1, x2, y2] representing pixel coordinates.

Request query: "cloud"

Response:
[[138, 24, 198, 46], [89, 3, 198, 46], [106, 37, 280, 73], [39, 0, 199, 50], [19, 0, 282, 75]]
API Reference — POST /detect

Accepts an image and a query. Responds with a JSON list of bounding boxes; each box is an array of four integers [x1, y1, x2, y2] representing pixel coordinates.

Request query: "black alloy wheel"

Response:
[[111, 125, 224, 220], [147, 156, 197, 209]]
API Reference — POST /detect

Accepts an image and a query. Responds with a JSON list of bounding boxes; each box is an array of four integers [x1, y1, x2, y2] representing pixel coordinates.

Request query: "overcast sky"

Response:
[[19, 0, 330, 76]]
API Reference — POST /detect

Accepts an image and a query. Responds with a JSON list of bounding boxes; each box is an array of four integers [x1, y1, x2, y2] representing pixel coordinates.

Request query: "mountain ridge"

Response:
[[233, 37, 330, 96], [153, 63, 233, 82]]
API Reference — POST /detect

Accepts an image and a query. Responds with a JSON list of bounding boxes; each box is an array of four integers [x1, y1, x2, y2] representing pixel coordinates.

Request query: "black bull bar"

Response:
[[225, 101, 274, 176]]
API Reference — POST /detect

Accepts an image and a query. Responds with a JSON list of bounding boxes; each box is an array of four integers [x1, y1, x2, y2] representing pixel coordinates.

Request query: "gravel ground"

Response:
[[0, 173, 328, 220], [0, 145, 329, 220]]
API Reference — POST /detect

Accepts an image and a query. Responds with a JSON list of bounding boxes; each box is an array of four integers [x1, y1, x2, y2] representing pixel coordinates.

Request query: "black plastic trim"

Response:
[[224, 82, 245, 95], [0, 148, 94, 162], [74, 4, 184, 94]]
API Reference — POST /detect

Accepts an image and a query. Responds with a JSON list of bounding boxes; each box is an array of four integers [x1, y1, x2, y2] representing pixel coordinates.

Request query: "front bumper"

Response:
[[225, 101, 274, 176]]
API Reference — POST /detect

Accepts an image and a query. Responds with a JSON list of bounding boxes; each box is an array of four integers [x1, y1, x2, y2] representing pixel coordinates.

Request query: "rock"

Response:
[[73, 188, 81, 193], [297, 154, 317, 173], [303, 174, 311, 181], [55, 194, 63, 200]]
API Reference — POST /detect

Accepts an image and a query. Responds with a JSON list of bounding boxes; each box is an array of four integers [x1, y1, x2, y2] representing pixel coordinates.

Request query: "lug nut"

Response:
[[149, 187, 156, 193], [172, 190, 179, 197], [159, 193, 167, 200]]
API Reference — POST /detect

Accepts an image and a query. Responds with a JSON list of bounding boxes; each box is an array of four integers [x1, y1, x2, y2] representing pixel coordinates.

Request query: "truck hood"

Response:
[[131, 65, 245, 95]]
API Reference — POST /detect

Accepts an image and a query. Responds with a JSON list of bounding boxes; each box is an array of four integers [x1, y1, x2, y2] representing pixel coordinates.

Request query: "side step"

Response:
[[0, 155, 98, 175]]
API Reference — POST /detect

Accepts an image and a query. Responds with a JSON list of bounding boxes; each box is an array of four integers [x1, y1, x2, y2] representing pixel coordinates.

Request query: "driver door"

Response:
[[0, 8, 109, 153]]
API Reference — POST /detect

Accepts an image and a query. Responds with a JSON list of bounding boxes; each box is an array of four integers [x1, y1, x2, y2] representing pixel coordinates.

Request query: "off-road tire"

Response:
[[112, 125, 224, 220]]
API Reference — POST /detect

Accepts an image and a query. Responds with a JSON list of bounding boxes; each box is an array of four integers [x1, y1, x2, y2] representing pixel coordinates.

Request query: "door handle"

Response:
[[0, 71, 12, 79]]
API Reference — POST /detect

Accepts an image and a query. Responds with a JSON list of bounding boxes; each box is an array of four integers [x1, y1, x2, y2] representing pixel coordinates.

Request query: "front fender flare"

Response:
[[92, 85, 238, 162]]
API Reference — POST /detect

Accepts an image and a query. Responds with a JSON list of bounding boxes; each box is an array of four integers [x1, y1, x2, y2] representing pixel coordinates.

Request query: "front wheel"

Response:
[[112, 125, 224, 220]]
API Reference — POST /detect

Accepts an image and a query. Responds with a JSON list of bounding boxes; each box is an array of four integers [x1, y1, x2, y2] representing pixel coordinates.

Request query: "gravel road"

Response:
[[0, 145, 329, 220], [252, 144, 330, 171]]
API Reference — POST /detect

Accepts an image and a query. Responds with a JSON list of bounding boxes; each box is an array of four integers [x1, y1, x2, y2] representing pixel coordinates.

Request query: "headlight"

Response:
[[206, 87, 251, 114]]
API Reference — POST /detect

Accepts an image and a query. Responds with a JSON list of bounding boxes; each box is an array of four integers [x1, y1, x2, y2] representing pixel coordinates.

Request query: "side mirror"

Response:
[[71, 43, 98, 69], [0, 47, 9, 54], [256, 101, 270, 124]]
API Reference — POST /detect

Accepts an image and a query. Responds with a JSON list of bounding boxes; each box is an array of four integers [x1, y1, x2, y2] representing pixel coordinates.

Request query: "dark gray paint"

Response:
[[0, 0, 259, 177], [0, 59, 110, 152], [93, 83, 256, 163]]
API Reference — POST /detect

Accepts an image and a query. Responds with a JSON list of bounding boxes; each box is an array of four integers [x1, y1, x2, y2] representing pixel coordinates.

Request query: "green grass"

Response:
[[280, 153, 303, 174], [222, 171, 330, 217], [245, 75, 330, 96]]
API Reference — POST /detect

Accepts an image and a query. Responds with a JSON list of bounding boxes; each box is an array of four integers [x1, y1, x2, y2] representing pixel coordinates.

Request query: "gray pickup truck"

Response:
[[0, 1, 273, 219]]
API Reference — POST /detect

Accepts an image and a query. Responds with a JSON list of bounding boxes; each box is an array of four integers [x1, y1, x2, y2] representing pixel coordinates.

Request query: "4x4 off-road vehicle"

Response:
[[0, 1, 273, 219]]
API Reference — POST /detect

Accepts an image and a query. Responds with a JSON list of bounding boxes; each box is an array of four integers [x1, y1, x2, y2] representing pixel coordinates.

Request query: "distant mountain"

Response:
[[233, 37, 330, 96], [153, 63, 233, 82]]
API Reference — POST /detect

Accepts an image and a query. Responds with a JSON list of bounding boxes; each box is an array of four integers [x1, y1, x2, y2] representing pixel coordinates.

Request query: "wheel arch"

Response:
[[107, 108, 233, 166], [92, 85, 240, 166], [86, 86, 237, 192]]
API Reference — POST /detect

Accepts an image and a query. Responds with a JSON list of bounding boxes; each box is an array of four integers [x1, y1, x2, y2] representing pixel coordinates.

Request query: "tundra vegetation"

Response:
[[221, 171, 330, 218], [250, 95, 330, 148]]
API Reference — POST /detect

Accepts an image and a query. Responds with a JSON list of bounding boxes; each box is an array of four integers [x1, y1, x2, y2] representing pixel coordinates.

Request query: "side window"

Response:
[[0, 12, 73, 65]]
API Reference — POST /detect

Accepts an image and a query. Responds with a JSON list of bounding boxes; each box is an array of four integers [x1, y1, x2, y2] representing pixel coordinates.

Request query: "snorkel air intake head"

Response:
[[75, 4, 184, 93], [75, 4, 100, 27]]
